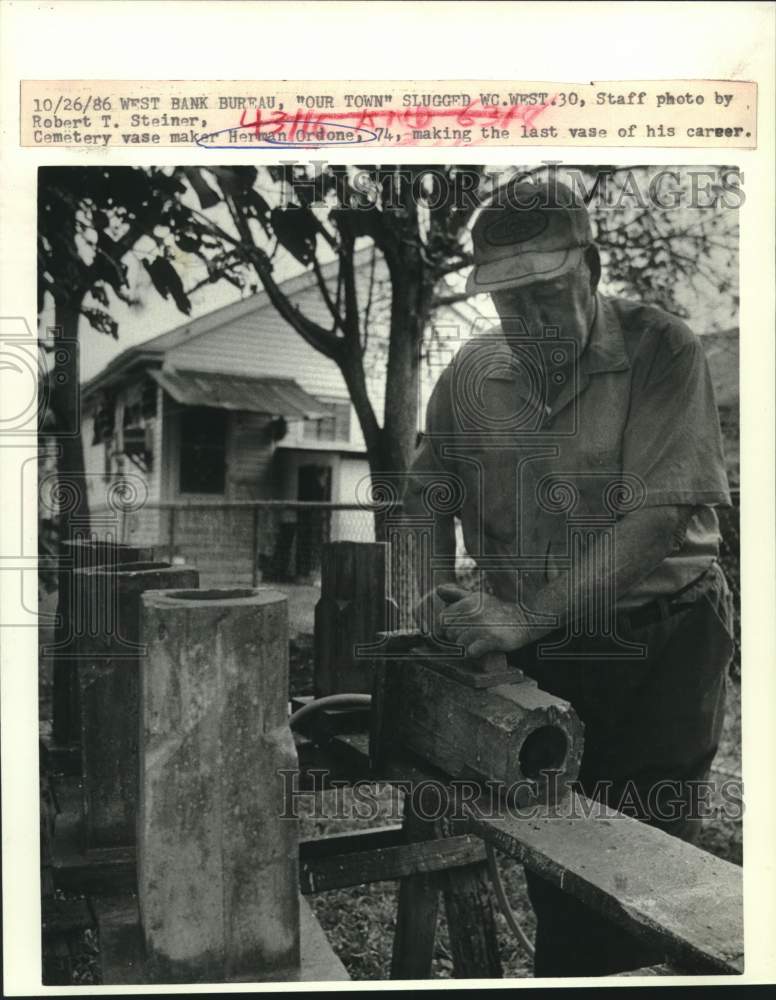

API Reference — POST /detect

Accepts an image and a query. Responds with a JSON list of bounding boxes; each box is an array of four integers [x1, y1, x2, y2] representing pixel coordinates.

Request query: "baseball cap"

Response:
[[466, 178, 593, 294]]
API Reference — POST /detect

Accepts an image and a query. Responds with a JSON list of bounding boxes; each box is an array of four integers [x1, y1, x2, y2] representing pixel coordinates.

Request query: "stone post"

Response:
[[51, 539, 154, 746], [78, 562, 199, 851], [138, 587, 300, 983]]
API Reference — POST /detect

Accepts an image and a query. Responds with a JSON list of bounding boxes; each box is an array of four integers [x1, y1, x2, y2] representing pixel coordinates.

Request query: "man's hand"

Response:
[[413, 588, 448, 636], [436, 583, 540, 659]]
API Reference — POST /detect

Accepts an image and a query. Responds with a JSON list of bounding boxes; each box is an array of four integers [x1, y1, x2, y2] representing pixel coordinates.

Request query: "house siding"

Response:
[[81, 381, 163, 547], [227, 411, 281, 500], [162, 285, 388, 452]]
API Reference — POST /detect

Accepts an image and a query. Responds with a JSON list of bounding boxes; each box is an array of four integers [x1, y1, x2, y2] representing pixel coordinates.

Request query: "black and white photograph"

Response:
[[0, 2, 773, 994], [35, 161, 744, 984]]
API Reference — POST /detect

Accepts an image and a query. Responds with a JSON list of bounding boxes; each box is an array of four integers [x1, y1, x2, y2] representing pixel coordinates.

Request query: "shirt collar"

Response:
[[581, 293, 631, 374]]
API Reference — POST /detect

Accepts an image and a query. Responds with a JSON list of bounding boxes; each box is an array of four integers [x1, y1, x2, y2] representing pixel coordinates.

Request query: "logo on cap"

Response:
[[484, 210, 549, 247]]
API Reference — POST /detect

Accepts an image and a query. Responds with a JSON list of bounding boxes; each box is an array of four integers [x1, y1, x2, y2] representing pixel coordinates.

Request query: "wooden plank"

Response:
[[442, 862, 503, 979], [326, 734, 743, 976], [374, 634, 525, 689], [390, 803, 441, 980], [467, 796, 743, 975], [425, 654, 526, 689], [300, 833, 487, 894], [300, 824, 404, 861]]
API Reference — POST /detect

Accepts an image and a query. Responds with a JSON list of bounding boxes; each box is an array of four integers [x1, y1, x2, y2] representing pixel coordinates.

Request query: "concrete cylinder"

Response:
[[374, 648, 585, 809], [52, 539, 154, 746], [138, 588, 300, 984], [78, 562, 199, 850]]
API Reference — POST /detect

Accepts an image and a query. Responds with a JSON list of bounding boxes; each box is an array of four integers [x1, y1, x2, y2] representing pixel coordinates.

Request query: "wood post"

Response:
[[138, 587, 300, 983], [389, 789, 503, 980], [438, 811, 503, 979], [390, 799, 441, 980], [51, 539, 154, 747], [442, 865, 503, 978], [314, 542, 398, 696], [251, 506, 260, 586], [78, 562, 199, 851], [167, 508, 177, 563]]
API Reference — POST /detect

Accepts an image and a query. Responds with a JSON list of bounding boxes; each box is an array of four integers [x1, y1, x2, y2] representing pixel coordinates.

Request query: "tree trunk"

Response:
[[49, 298, 91, 746], [52, 299, 90, 528], [338, 261, 427, 543], [376, 267, 427, 608], [337, 354, 390, 540], [382, 273, 424, 476]]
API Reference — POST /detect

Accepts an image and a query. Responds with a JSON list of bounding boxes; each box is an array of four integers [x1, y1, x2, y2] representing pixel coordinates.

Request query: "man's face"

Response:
[[490, 263, 596, 352]]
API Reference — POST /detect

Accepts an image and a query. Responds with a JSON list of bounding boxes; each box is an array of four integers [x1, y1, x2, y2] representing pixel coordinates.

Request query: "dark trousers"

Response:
[[512, 562, 735, 977]]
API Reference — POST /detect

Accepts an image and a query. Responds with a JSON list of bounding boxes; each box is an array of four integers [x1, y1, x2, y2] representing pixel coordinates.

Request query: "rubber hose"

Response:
[[289, 694, 535, 958], [289, 693, 372, 729], [486, 842, 536, 957]]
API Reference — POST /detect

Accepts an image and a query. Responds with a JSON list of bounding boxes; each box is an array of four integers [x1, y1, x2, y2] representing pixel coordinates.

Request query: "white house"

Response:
[[78, 254, 477, 582]]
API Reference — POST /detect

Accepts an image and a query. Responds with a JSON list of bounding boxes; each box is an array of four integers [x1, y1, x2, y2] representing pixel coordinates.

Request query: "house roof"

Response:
[[80, 253, 351, 403], [150, 369, 331, 420], [80, 245, 487, 415]]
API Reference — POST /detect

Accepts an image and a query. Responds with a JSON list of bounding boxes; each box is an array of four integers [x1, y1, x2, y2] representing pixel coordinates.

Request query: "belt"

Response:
[[616, 567, 715, 632], [617, 596, 697, 632]]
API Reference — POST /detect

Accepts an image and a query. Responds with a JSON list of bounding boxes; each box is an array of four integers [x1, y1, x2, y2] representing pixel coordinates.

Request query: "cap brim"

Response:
[[465, 246, 583, 294]]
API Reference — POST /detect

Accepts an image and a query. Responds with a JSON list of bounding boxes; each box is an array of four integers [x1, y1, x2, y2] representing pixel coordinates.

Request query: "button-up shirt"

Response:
[[407, 293, 731, 611]]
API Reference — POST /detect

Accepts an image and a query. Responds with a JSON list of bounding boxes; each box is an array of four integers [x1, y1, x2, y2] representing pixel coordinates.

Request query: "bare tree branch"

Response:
[[362, 246, 378, 356], [432, 290, 472, 309], [312, 257, 346, 334]]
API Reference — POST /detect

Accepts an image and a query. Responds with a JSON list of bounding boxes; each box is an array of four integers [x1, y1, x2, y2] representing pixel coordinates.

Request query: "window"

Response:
[[303, 399, 351, 442], [179, 406, 227, 494], [92, 392, 115, 445]]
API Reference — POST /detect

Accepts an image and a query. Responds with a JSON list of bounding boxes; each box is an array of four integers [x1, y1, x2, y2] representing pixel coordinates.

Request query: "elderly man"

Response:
[[404, 178, 734, 977]]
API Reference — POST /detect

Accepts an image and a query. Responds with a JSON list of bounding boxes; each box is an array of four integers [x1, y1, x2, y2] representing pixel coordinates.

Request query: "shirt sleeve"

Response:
[[403, 366, 459, 510], [622, 319, 731, 509]]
